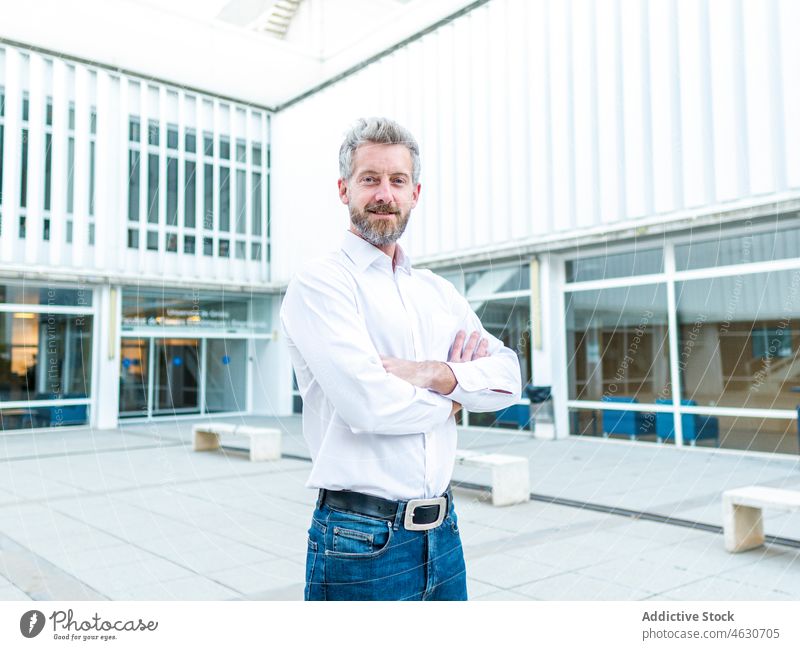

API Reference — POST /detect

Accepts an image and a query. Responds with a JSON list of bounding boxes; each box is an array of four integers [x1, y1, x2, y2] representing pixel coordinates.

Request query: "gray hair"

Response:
[[338, 117, 421, 185]]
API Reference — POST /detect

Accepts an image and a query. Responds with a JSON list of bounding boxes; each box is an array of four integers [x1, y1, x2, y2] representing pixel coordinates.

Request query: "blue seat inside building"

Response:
[[601, 396, 656, 440], [654, 398, 719, 446]]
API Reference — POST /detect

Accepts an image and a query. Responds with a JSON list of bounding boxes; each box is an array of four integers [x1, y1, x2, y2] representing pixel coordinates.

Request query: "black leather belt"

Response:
[[319, 488, 451, 531]]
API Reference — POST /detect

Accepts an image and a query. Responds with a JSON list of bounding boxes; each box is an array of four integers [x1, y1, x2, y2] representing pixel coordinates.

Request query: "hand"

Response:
[[449, 330, 490, 363]]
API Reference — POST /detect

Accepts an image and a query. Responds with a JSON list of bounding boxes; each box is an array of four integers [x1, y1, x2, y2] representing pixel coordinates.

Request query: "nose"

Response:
[[373, 177, 394, 203]]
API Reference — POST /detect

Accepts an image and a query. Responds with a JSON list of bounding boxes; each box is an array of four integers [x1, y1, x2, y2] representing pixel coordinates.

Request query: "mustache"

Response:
[[365, 203, 400, 215]]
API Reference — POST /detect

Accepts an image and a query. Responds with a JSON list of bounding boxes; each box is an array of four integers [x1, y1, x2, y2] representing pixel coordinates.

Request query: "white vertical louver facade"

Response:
[[271, 0, 800, 283], [0, 44, 271, 288]]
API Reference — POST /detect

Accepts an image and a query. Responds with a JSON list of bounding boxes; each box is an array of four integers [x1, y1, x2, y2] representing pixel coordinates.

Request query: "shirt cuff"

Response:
[[444, 361, 487, 394]]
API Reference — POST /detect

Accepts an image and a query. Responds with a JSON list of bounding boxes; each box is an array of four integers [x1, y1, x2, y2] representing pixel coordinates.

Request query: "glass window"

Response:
[[219, 167, 230, 231], [146, 230, 158, 250], [0, 124, 5, 205], [675, 223, 800, 271], [566, 283, 671, 403], [236, 140, 246, 163], [18, 215, 26, 239], [251, 172, 262, 236], [166, 157, 178, 226], [203, 164, 213, 229], [46, 98, 52, 126], [0, 284, 92, 306], [148, 120, 159, 146], [203, 237, 213, 256], [185, 129, 196, 153], [128, 150, 140, 221], [128, 228, 139, 249], [166, 125, 178, 149], [19, 128, 28, 208], [184, 235, 195, 254], [203, 133, 213, 156], [219, 239, 229, 257], [219, 137, 230, 160], [165, 232, 177, 252], [22, 94, 29, 122], [44, 133, 52, 211], [120, 288, 267, 332], [89, 141, 95, 216], [236, 169, 246, 234], [90, 109, 97, 135], [88, 223, 94, 246], [43, 218, 50, 241], [147, 153, 159, 223], [473, 295, 531, 386], [66, 220, 72, 243], [129, 117, 140, 142], [251, 242, 262, 261], [67, 137, 75, 214], [184, 161, 196, 229], [235, 240, 246, 259], [68, 103, 75, 130], [0, 312, 93, 404], [676, 269, 800, 412], [252, 144, 261, 166], [566, 248, 664, 283], [464, 265, 530, 297]]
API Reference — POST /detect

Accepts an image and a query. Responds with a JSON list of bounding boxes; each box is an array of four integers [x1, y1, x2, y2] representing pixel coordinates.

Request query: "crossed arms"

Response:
[[280, 264, 522, 435]]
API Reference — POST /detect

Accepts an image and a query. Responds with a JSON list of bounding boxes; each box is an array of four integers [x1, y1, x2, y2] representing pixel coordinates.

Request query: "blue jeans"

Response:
[[304, 494, 468, 601]]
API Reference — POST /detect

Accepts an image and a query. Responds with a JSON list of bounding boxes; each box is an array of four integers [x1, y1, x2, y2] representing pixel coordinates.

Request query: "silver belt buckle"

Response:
[[403, 496, 447, 531]]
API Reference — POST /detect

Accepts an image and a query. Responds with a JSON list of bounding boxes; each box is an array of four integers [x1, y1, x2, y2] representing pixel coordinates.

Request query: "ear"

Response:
[[338, 178, 349, 205], [410, 182, 421, 209]]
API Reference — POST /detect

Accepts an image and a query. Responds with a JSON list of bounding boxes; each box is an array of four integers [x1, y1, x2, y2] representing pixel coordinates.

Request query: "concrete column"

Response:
[[93, 283, 122, 429]]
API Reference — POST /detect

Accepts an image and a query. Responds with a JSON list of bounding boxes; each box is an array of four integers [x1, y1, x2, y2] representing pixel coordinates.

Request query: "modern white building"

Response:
[[1, 0, 799, 456]]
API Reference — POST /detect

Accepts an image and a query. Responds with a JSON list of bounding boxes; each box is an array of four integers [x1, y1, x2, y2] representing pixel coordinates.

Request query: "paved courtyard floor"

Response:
[[0, 415, 798, 601]]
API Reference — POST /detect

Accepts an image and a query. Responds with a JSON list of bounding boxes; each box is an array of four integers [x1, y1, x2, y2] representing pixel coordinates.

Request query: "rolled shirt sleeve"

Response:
[[442, 284, 523, 412]]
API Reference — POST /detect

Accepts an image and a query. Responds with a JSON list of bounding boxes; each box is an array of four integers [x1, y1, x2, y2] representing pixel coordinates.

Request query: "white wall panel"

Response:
[[649, 0, 680, 213], [572, 0, 598, 229], [778, 0, 800, 189], [708, 0, 744, 202], [742, 0, 777, 196], [271, 0, 800, 282], [676, 0, 713, 208], [595, 0, 624, 224], [620, 0, 649, 218], [25, 53, 45, 266]]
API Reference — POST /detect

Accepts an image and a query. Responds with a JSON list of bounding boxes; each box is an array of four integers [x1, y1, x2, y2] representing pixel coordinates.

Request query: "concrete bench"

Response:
[[454, 449, 530, 506], [192, 422, 281, 462], [722, 486, 800, 552]]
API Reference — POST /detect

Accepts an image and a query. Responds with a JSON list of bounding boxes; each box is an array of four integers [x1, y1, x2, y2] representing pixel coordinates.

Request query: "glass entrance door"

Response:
[[153, 338, 200, 415], [119, 336, 248, 419], [119, 338, 149, 417]]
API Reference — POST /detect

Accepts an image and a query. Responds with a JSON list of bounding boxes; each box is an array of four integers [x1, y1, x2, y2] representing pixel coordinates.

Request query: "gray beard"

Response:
[[349, 206, 410, 246]]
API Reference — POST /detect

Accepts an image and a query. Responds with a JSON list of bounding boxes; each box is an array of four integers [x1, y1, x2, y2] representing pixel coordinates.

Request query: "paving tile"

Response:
[[0, 583, 31, 600], [72, 557, 197, 596], [207, 558, 304, 595], [467, 553, 566, 589], [657, 575, 794, 600], [514, 571, 655, 600], [473, 589, 535, 601], [577, 556, 708, 593]]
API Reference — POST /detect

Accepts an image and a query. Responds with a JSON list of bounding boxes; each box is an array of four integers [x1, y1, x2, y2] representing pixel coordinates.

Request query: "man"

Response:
[[280, 117, 522, 600]]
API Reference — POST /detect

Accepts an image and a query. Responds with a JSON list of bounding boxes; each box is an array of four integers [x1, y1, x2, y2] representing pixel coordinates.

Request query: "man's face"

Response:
[[338, 143, 420, 246]]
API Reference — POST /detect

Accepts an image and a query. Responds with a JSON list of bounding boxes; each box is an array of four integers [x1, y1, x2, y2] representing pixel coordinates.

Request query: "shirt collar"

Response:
[[341, 230, 412, 274]]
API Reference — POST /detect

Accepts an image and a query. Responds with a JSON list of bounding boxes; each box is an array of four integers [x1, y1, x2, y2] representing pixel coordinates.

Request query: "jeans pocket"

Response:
[[304, 538, 319, 601], [325, 519, 393, 559]]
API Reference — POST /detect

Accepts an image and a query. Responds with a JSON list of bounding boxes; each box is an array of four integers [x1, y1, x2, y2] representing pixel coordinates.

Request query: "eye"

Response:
[[391, 177, 407, 185], [361, 176, 376, 184]]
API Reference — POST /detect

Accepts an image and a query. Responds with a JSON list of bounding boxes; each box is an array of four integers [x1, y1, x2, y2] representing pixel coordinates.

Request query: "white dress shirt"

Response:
[[280, 231, 522, 501]]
